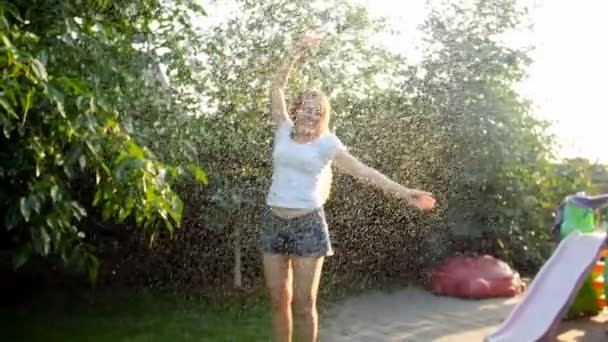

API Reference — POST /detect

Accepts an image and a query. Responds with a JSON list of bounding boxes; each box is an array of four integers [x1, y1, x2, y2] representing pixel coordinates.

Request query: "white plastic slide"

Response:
[[486, 230, 607, 342]]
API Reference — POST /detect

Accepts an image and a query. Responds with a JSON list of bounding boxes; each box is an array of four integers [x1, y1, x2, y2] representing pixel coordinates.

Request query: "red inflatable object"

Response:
[[430, 254, 525, 299]]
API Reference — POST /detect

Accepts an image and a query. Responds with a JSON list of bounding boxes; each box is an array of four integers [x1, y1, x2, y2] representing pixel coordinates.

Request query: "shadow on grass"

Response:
[[0, 287, 271, 342], [0, 271, 387, 342]]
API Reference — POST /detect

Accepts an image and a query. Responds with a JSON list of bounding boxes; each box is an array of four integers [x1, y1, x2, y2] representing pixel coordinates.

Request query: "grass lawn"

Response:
[[0, 288, 272, 342], [0, 271, 381, 342]]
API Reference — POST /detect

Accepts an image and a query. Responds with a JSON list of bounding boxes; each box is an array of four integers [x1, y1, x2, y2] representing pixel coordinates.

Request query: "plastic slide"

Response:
[[485, 230, 607, 342]]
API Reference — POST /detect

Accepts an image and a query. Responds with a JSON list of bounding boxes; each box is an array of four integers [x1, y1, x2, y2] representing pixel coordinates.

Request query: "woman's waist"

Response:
[[269, 173, 331, 188], [266, 190, 329, 209], [270, 206, 312, 219]]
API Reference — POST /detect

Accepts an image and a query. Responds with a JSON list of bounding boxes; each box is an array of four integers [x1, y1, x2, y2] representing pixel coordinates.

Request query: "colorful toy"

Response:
[[430, 254, 525, 299], [487, 192, 608, 341], [552, 192, 608, 319]]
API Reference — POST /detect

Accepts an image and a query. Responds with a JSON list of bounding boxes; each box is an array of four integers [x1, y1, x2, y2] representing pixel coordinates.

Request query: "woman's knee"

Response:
[[271, 289, 291, 310], [293, 293, 316, 317], [262, 253, 292, 311], [269, 285, 292, 312], [291, 256, 323, 317]]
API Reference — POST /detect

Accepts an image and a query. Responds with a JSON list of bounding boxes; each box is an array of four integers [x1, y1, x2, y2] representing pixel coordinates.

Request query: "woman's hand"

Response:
[[402, 189, 436, 211], [295, 33, 321, 53]]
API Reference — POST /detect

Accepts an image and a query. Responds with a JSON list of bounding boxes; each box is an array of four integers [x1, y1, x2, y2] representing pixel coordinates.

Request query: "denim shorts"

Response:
[[257, 207, 334, 257]]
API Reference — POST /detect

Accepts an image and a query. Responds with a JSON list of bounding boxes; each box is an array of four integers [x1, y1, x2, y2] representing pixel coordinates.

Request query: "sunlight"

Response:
[[198, 0, 607, 161], [521, 0, 608, 162], [357, 0, 608, 162]]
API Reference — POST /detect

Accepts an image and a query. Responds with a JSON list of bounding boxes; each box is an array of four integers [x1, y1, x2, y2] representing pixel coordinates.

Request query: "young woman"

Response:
[[258, 33, 437, 342]]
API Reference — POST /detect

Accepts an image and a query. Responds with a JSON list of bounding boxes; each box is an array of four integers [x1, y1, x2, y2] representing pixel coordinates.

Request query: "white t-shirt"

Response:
[[266, 120, 346, 209]]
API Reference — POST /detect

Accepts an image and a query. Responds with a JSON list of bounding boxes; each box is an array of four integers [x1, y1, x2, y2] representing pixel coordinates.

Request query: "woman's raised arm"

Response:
[[333, 149, 436, 211], [270, 34, 321, 128]]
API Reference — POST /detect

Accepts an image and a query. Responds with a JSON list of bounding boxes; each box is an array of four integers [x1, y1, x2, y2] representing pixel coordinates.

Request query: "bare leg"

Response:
[[292, 256, 324, 342], [263, 253, 293, 342]]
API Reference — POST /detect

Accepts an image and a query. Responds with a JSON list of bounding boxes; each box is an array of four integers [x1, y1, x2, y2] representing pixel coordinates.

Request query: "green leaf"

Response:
[[4, 3, 24, 23], [85, 140, 101, 160], [0, 111, 14, 137], [497, 238, 505, 250], [169, 196, 183, 224], [149, 231, 158, 248], [0, 14, 8, 30], [22, 89, 34, 117], [162, 215, 174, 232], [79, 154, 87, 170], [93, 188, 103, 206], [19, 197, 31, 222], [118, 206, 130, 221], [28, 195, 41, 214], [102, 202, 113, 221], [63, 164, 73, 179], [84, 112, 98, 133], [37, 49, 48, 66], [0, 98, 18, 119], [31, 58, 48, 82], [0, 32, 14, 52], [14, 243, 32, 269], [57, 76, 88, 94], [188, 163, 208, 184], [40, 227, 51, 255], [115, 157, 144, 181], [71, 201, 87, 219], [50, 185, 60, 203], [46, 84, 66, 117], [45, 217, 56, 230], [127, 141, 145, 159], [135, 210, 145, 226]]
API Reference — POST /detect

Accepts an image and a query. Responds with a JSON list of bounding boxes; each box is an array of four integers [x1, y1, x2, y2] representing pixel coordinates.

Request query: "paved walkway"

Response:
[[320, 288, 608, 341]]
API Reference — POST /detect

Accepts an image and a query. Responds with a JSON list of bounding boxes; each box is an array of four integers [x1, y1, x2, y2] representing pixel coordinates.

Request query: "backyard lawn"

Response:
[[1, 288, 271, 342]]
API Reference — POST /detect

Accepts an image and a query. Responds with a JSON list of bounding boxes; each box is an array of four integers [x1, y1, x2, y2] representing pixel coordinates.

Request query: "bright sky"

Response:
[[202, 0, 608, 162], [520, 0, 608, 163], [358, 0, 608, 163]]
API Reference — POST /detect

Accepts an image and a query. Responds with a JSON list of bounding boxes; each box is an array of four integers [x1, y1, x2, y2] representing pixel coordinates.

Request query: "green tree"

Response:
[[0, 0, 207, 281], [412, 0, 592, 269]]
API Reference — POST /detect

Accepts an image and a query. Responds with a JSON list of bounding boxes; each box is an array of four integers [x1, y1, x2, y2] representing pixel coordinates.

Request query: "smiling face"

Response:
[[291, 89, 330, 137]]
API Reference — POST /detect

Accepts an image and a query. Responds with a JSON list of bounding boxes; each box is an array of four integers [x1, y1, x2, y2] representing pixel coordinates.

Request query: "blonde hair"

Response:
[[290, 88, 331, 133]]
